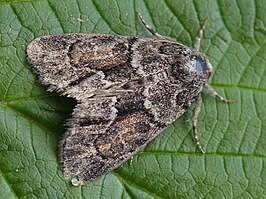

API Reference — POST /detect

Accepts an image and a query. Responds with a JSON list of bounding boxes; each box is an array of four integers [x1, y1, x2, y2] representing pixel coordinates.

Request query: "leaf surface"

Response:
[[0, 0, 265, 198]]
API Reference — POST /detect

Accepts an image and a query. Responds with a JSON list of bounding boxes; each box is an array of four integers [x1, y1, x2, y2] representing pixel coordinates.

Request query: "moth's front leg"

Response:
[[205, 84, 237, 103], [191, 85, 236, 153], [191, 94, 205, 153]]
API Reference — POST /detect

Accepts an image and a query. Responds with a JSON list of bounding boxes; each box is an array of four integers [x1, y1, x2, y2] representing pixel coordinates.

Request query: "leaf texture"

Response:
[[0, 0, 265, 198]]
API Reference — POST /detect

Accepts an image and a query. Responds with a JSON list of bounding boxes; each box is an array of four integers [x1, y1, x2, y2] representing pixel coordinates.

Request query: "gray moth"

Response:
[[26, 13, 233, 186]]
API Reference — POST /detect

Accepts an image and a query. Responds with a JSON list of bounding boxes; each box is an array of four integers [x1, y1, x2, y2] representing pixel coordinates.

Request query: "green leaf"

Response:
[[0, 0, 265, 198]]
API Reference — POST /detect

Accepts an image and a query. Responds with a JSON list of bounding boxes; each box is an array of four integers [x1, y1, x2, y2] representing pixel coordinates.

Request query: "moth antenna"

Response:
[[136, 12, 166, 40], [194, 17, 208, 51]]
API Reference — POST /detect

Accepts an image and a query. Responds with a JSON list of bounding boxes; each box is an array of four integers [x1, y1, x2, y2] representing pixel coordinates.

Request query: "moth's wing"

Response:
[[26, 34, 133, 95], [61, 97, 117, 185], [60, 79, 189, 186], [60, 96, 160, 186]]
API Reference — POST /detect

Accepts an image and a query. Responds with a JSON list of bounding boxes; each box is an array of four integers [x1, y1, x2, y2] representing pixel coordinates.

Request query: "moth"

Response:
[[27, 13, 233, 186]]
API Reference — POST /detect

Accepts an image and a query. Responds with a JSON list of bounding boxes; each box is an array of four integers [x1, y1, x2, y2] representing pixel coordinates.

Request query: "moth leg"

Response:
[[191, 94, 205, 153], [136, 12, 166, 40], [194, 17, 208, 51], [128, 156, 134, 166], [205, 84, 236, 103]]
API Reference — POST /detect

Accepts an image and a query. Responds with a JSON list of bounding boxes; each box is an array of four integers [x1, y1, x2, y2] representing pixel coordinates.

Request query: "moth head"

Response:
[[186, 51, 213, 79]]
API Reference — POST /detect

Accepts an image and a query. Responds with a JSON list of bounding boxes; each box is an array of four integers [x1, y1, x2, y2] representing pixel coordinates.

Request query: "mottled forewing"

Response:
[[27, 34, 135, 95]]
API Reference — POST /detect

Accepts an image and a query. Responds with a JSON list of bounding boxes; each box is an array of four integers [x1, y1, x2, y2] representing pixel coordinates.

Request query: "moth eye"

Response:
[[190, 55, 196, 61], [190, 55, 208, 72]]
